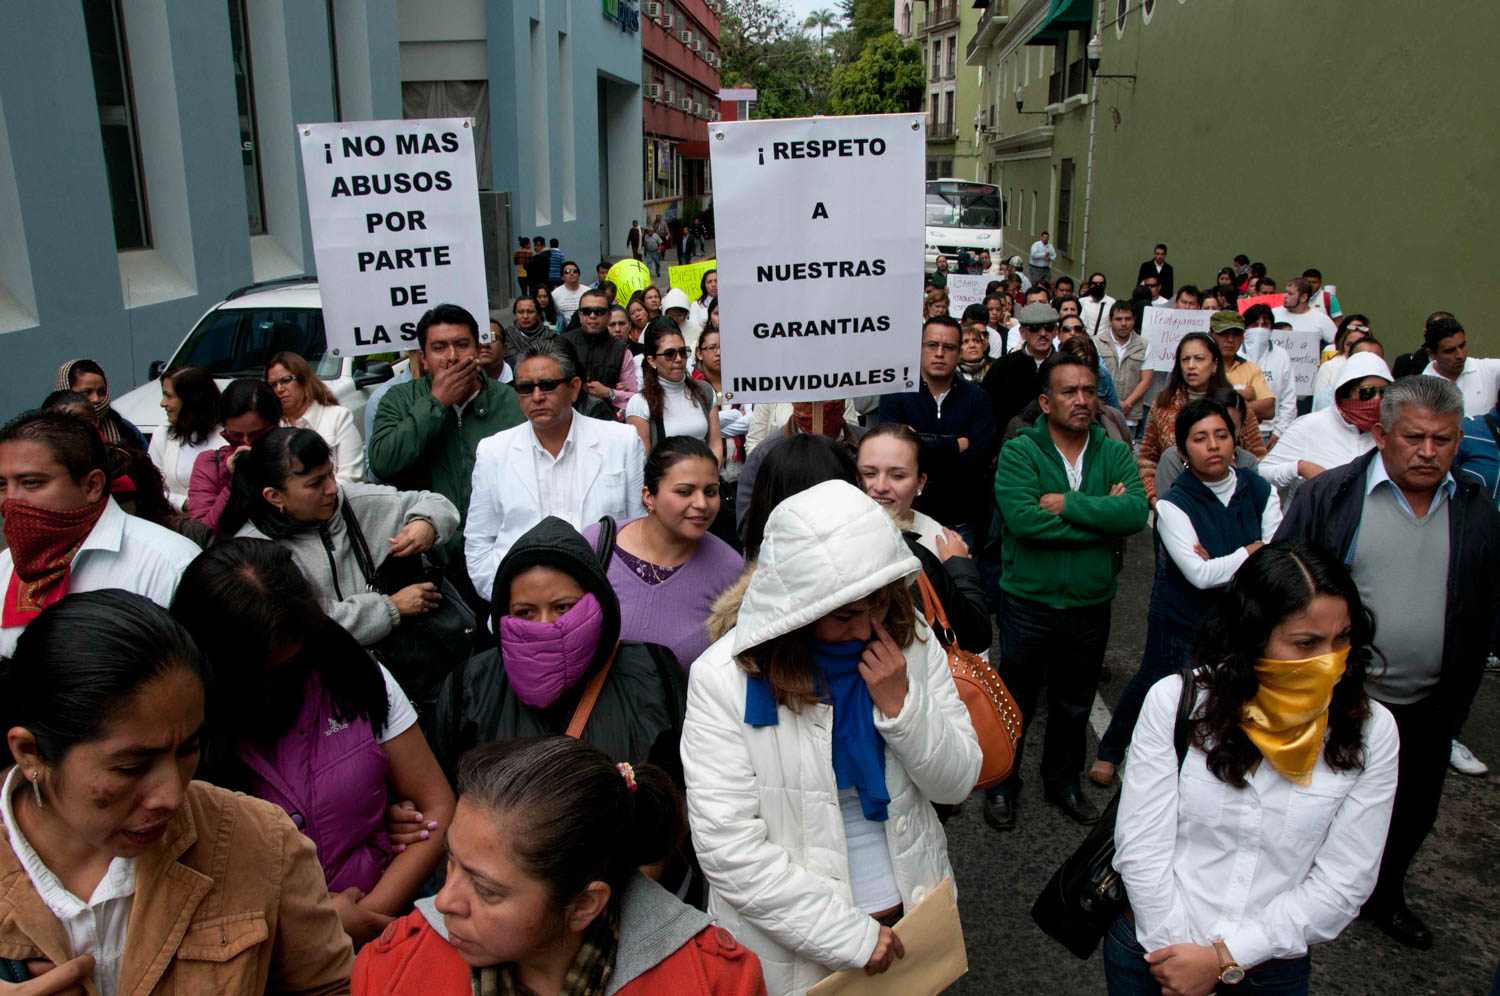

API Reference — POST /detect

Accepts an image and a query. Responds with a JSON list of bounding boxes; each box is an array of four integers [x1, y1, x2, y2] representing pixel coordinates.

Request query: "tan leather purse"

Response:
[[916, 572, 1022, 789]]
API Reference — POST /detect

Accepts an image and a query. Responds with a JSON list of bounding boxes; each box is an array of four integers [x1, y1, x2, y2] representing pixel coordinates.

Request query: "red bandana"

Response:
[[792, 401, 847, 438], [2, 498, 108, 627]]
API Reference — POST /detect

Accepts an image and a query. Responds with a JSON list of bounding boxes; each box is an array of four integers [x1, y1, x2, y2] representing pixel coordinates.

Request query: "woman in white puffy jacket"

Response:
[[682, 479, 981, 996]]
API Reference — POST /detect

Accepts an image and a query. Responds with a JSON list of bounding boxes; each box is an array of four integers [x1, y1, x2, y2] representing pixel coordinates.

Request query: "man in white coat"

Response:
[[465, 339, 644, 602]]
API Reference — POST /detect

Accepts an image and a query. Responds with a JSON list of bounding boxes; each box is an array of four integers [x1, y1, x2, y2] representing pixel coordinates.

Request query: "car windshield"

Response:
[[925, 185, 1002, 229], [169, 307, 340, 379]]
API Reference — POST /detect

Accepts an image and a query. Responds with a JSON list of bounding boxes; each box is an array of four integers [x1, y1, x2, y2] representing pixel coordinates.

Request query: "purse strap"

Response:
[[915, 570, 959, 647], [593, 515, 617, 568], [339, 494, 380, 593], [1172, 669, 1195, 767], [565, 643, 620, 738]]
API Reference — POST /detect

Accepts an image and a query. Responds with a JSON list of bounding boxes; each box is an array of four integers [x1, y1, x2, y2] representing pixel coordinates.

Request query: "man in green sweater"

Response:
[[369, 304, 523, 606], [985, 352, 1148, 831]]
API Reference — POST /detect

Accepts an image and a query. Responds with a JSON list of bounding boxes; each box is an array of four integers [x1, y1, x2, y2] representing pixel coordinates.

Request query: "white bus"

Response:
[[924, 179, 1003, 273]]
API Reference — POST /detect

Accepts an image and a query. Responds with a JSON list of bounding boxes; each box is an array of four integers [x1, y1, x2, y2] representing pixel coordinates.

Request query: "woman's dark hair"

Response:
[[1334, 314, 1372, 354], [458, 737, 685, 908], [107, 444, 176, 528], [164, 365, 222, 445], [1173, 398, 1236, 455], [858, 422, 924, 476], [532, 287, 558, 325], [1217, 266, 1236, 283], [265, 351, 337, 408], [219, 377, 282, 427], [1128, 285, 1153, 332], [5, 590, 206, 765], [742, 433, 858, 561], [1205, 385, 1247, 420], [638, 318, 698, 423], [1165, 331, 1231, 401], [219, 427, 333, 538], [170, 538, 388, 770], [41, 390, 94, 418], [1058, 331, 1101, 371], [644, 435, 717, 494], [1191, 542, 1375, 787], [961, 302, 989, 326], [65, 359, 107, 388]]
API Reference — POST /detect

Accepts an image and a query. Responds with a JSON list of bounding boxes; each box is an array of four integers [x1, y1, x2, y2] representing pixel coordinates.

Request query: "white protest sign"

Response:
[[946, 274, 991, 320], [1142, 308, 1213, 372], [709, 114, 925, 403], [1271, 329, 1322, 394], [298, 118, 487, 357]]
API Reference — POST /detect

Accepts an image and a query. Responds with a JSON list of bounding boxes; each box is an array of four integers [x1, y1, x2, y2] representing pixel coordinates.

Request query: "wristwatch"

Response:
[[1212, 938, 1245, 985]]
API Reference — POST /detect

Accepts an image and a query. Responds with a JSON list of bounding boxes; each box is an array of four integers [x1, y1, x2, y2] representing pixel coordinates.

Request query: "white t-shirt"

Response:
[[838, 788, 902, 914], [1273, 305, 1338, 347], [375, 662, 419, 743], [552, 283, 587, 323], [625, 375, 710, 441]]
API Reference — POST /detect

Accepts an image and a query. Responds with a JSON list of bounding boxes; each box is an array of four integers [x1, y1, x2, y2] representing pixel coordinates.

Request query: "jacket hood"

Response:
[[1335, 351, 1393, 390], [706, 563, 756, 642], [731, 480, 921, 656], [491, 516, 621, 670], [661, 287, 692, 314]]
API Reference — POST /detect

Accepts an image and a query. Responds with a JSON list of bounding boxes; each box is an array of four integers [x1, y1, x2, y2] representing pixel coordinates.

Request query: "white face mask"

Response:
[[1243, 327, 1271, 360]]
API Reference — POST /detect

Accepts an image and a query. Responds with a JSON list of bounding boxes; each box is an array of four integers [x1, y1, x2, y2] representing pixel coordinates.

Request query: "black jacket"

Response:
[[983, 348, 1050, 442], [877, 378, 999, 531], [1274, 451, 1499, 734], [562, 327, 629, 392], [1136, 259, 1174, 298], [431, 517, 688, 784], [908, 536, 991, 655]]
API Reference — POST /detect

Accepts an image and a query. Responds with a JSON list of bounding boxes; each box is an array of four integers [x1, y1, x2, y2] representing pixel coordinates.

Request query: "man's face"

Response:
[[561, 263, 580, 289], [1141, 277, 1160, 297], [1059, 299, 1081, 320], [532, 239, 545, 252], [1283, 282, 1307, 310], [1153, 246, 1166, 264], [1055, 279, 1074, 297], [1213, 328, 1245, 361], [998, 261, 1013, 277], [979, 252, 991, 269], [934, 256, 948, 273], [513, 299, 539, 330], [0, 439, 103, 511], [1372, 406, 1461, 495], [606, 310, 629, 341], [577, 296, 609, 334], [1022, 323, 1055, 358], [1109, 310, 1133, 338], [1305, 275, 1322, 293], [514, 358, 579, 432], [1040, 364, 1098, 431], [1041, 233, 1050, 244], [596, 265, 609, 284], [1429, 332, 1467, 377], [423, 322, 478, 373], [1174, 291, 1201, 310], [477, 322, 503, 368], [1025, 288, 1049, 306], [920, 324, 961, 381]]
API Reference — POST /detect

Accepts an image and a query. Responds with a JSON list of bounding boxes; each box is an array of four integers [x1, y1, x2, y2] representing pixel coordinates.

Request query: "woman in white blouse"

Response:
[[626, 318, 722, 463], [1092, 398, 1280, 786], [146, 365, 220, 510], [1108, 542, 1398, 996], [264, 350, 365, 483]]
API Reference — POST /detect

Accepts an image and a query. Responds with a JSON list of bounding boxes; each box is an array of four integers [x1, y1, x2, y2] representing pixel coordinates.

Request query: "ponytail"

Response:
[[457, 737, 685, 905]]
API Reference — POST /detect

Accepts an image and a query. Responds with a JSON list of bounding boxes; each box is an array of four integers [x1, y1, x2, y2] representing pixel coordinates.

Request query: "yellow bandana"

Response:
[[1240, 648, 1348, 785]]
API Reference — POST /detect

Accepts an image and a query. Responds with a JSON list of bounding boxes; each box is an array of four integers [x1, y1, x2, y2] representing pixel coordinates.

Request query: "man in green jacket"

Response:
[[369, 304, 523, 598], [985, 353, 1148, 832]]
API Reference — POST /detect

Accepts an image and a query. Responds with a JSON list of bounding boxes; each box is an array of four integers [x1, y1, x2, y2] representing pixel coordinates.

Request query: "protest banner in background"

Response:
[[946, 274, 990, 319], [668, 258, 717, 301], [1142, 308, 1214, 372], [1271, 329, 1323, 394], [710, 113, 924, 403], [298, 117, 486, 356], [1235, 293, 1283, 314]]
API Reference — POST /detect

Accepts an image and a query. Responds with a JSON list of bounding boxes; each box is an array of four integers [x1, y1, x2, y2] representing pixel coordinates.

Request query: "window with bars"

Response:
[[82, 0, 150, 250], [1056, 158, 1074, 250]]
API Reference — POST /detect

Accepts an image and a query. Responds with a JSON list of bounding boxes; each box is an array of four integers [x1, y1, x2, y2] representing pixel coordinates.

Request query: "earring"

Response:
[[915, 488, 923, 496], [29, 772, 42, 807]]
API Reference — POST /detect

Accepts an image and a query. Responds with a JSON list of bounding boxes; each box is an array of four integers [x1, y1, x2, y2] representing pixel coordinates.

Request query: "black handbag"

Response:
[[1030, 670, 1197, 959], [341, 500, 476, 727]]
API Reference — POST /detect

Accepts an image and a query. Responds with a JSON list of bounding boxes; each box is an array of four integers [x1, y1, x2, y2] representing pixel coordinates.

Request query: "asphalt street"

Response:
[[944, 528, 1500, 995]]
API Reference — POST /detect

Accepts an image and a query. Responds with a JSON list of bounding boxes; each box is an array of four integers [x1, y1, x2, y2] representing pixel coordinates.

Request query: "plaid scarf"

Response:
[[473, 901, 619, 996], [2, 498, 108, 626], [54, 358, 123, 445]]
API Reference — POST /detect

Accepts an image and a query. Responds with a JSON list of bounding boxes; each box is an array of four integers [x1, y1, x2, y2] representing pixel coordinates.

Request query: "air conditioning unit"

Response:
[[680, 97, 693, 111], [644, 83, 662, 101], [694, 102, 704, 116], [644, 0, 662, 18], [679, 29, 692, 43], [661, 12, 674, 28], [694, 38, 704, 52]]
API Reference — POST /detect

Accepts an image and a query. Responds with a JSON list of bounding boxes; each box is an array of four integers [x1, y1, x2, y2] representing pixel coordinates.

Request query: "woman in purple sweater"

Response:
[[583, 436, 744, 669]]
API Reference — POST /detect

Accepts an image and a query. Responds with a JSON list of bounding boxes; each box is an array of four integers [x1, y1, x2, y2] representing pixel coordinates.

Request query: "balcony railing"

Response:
[[945, 57, 956, 79], [927, 120, 956, 141], [925, 3, 958, 30], [965, 1, 1007, 64]]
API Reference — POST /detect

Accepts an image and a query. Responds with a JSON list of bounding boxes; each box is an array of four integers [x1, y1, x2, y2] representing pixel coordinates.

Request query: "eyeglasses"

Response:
[[656, 347, 692, 360], [1355, 385, 1386, 401], [577, 306, 608, 316], [269, 374, 296, 388], [1345, 324, 1370, 334], [1060, 324, 1086, 335], [514, 378, 566, 395], [699, 343, 722, 352], [922, 341, 960, 353], [562, 268, 580, 275]]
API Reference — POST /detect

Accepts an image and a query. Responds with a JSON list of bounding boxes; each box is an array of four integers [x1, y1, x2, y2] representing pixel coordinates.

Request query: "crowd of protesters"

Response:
[[0, 240, 1494, 996]]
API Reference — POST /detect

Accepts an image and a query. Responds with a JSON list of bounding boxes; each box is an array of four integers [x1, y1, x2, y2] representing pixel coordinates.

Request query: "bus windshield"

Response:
[[925, 182, 1001, 230]]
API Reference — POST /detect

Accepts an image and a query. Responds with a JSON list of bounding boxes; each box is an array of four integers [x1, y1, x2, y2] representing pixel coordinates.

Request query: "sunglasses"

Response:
[[1355, 385, 1386, 401], [515, 378, 567, 395], [269, 374, 297, 388], [656, 347, 692, 360], [562, 268, 580, 275], [577, 306, 608, 316]]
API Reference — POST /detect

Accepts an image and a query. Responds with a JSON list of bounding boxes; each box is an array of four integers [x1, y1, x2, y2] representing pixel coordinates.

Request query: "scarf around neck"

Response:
[[475, 897, 619, 996], [1240, 648, 1348, 785], [54, 358, 122, 444], [2, 498, 108, 627]]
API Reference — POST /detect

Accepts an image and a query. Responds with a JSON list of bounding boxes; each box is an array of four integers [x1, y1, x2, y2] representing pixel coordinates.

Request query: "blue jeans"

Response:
[[1096, 615, 1195, 765], [645, 250, 662, 275], [1103, 915, 1310, 995], [988, 592, 1111, 799]]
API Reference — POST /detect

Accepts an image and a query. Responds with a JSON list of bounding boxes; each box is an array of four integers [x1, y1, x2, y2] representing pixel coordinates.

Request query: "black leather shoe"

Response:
[[1362, 902, 1434, 949], [982, 793, 1017, 831], [1047, 786, 1102, 826]]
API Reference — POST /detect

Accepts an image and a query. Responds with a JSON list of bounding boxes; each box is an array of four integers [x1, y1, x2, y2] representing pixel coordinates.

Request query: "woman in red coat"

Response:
[[354, 736, 765, 995]]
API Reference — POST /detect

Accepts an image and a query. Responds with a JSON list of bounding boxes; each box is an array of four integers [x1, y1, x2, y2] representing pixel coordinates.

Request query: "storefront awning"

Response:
[[1027, 0, 1092, 44]]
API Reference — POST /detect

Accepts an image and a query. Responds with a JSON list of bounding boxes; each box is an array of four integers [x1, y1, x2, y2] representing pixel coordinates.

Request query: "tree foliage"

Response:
[[828, 31, 924, 115]]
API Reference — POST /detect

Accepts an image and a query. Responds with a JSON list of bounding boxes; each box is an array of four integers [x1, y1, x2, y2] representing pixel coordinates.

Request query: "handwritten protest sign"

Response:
[[1142, 308, 1213, 372], [298, 118, 486, 355], [709, 114, 924, 403], [1270, 329, 1323, 394], [946, 274, 991, 320], [668, 258, 717, 301]]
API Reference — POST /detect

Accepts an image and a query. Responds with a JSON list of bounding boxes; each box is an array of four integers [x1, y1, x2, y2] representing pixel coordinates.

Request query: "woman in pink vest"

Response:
[[172, 538, 455, 949]]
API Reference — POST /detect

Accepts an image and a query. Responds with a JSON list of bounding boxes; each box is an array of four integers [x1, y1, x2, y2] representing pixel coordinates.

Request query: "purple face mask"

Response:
[[498, 592, 605, 709]]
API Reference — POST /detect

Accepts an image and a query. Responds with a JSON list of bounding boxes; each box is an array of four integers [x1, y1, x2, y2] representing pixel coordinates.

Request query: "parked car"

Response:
[[113, 276, 400, 446]]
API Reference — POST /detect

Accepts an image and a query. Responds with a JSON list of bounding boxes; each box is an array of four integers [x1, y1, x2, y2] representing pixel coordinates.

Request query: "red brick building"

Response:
[[641, 0, 721, 224]]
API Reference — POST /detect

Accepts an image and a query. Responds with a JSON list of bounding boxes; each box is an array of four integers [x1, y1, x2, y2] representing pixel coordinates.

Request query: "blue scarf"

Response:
[[744, 639, 890, 821]]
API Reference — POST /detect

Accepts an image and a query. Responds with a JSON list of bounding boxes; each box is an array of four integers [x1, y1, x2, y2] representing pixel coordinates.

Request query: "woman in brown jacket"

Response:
[[0, 590, 353, 995], [1136, 331, 1267, 505]]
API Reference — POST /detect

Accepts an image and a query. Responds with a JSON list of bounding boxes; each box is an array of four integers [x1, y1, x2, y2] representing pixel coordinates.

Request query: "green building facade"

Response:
[[967, 0, 1499, 343], [901, 0, 986, 180]]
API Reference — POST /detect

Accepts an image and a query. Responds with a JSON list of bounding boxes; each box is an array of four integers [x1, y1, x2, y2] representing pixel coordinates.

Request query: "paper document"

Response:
[[807, 877, 967, 995]]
